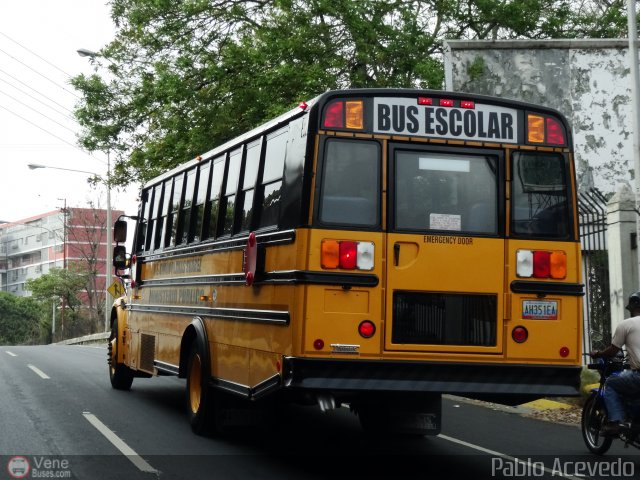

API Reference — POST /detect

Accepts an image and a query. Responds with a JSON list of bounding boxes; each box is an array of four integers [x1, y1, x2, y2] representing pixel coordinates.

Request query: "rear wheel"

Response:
[[186, 341, 213, 435], [108, 317, 134, 390], [581, 392, 613, 455]]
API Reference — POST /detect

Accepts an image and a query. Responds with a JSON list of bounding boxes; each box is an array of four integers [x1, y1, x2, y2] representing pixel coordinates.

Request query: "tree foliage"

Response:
[[26, 268, 87, 321], [72, 0, 629, 186], [0, 292, 44, 345]]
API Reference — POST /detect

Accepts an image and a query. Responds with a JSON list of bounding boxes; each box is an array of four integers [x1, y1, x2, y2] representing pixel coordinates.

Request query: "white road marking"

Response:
[[27, 364, 50, 379], [437, 434, 584, 480], [83, 412, 157, 474], [5, 351, 17, 357]]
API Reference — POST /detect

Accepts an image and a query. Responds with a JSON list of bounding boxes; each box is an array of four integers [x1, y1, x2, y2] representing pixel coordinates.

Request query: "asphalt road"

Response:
[[0, 345, 638, 480]]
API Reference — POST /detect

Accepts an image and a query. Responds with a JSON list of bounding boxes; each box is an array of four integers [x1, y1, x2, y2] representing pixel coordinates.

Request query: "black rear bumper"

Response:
[[282, 357, 581, 397]]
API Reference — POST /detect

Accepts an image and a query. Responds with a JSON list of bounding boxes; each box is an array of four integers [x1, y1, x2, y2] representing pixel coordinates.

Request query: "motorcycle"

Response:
[[581, 356, 640, 454]]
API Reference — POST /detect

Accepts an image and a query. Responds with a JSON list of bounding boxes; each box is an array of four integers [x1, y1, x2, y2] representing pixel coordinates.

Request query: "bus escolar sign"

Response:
[[373, 97, 518, 143]]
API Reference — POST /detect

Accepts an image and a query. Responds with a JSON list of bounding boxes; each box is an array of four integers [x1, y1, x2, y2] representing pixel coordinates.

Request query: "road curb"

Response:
[[56, 332, 109, 346]]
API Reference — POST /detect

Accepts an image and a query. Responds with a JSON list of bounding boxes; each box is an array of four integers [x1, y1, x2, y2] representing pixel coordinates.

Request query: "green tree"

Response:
[[26, 267, 88, 338], [72, 0, 628, 186], [0, 292, 44, 345]]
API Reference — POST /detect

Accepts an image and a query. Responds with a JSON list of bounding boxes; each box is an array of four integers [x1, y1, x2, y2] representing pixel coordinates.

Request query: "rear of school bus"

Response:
[[286, 89, 583, 435]]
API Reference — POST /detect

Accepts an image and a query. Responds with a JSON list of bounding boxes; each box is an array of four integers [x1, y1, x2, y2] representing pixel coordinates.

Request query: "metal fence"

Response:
[[578, 189, 610, 356]]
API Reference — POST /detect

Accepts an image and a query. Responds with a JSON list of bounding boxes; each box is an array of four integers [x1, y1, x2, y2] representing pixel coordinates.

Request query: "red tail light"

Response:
[[512, 326, 528, 343], [533, 251, 551, 278], [339, 241, 357, 269], [358, 320, 376, 338]]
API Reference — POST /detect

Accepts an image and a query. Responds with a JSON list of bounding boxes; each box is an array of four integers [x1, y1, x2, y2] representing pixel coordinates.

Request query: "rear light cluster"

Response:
[[323, 100, 364, 129], [527, 113, 566, 145], [321, 240, 374, 270], [516, 250, 566, 279]]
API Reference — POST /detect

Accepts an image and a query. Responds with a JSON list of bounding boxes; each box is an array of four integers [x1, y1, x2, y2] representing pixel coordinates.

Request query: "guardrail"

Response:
[[57, 332, 109, 346]]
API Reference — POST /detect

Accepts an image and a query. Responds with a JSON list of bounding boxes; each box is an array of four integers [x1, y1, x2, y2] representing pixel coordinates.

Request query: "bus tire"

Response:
[[186, 340, 213, 435], [581, 392, 613, 455], [108, 317, 134, 391]]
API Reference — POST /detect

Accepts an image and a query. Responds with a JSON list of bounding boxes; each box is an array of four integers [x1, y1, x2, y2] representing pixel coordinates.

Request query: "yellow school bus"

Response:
[[109, 88, 583, 435]]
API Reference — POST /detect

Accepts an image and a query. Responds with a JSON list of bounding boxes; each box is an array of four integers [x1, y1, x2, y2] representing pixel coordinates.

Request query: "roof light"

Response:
[[439, 99, 454, 107], [418, 97, 433, 105], [323, 101, 344, 128], [299, 101, 308, 110], [527, 114, 545, 143], [345, 101, 364, 129], [546, 117, 565, 145], [460, 101, 475, 109]]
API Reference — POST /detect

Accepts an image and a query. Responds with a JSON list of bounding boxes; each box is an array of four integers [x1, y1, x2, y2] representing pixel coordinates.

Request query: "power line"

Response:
[[0, 32, 74, 78], [0, 103, 94, 159], [0, 46, 79, 99], [0, 75, 73, 121], [0, 88, 76, 134], [0, 66, 74, 115]]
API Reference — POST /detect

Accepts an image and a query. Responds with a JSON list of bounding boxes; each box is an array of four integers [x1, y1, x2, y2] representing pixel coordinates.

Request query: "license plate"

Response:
[[522, 300, 558, 320]]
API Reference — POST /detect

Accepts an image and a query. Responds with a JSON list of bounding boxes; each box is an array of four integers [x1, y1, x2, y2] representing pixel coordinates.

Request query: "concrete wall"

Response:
[[444, 39, 633, 195]]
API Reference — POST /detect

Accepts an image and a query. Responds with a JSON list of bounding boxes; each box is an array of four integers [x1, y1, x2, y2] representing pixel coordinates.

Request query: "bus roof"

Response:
[[142, 88, 570, 189]]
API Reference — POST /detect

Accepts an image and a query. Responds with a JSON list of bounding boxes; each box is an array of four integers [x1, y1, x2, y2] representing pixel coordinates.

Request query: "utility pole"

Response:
[[629, 1, 640, 296]]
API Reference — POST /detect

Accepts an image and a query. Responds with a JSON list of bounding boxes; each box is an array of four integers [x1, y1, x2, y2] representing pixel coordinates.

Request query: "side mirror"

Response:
[[113, 245, 128, 270], [114, 220, 128, 243]]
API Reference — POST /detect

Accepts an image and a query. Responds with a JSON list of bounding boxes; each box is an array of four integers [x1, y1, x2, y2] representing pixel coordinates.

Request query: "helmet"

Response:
[[625, 291, 640, 311]]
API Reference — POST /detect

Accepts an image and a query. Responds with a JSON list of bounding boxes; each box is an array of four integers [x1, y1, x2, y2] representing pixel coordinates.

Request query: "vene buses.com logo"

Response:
[[7, 456, 30, 479]]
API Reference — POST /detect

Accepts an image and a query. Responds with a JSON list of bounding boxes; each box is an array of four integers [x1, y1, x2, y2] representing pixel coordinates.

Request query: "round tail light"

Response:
[[512, 326, 528, 343], [358, 320, 376, 338]]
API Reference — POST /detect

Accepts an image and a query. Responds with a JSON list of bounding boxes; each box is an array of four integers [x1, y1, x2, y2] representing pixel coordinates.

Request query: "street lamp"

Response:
[[27, 162, 113, 333], [76, 48, 98, 58]]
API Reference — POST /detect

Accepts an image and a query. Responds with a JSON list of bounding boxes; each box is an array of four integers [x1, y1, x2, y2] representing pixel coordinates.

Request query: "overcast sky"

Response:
[[0, 1, 139, 223]]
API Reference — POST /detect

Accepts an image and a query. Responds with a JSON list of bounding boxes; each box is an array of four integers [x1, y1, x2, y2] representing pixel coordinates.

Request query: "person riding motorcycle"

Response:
[[590, 291, 640, 436]]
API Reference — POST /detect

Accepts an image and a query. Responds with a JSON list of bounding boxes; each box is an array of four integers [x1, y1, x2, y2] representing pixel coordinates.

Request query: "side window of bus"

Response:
[[179, 168, 197, 244], [156, 180, 172, 250], [394, 151, 498, 234], [192, 161, 211, 243], [222, 148, 242, 236], [207, 156, 226, 239], [318, 139, 380, 227], [146, 184, 161, 251], [511, 152, 570, 238], [136, 189, 151, 252], [259, 128, 287, 229], [239, 140, 261, 232], [165, 173, 184, 247]]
